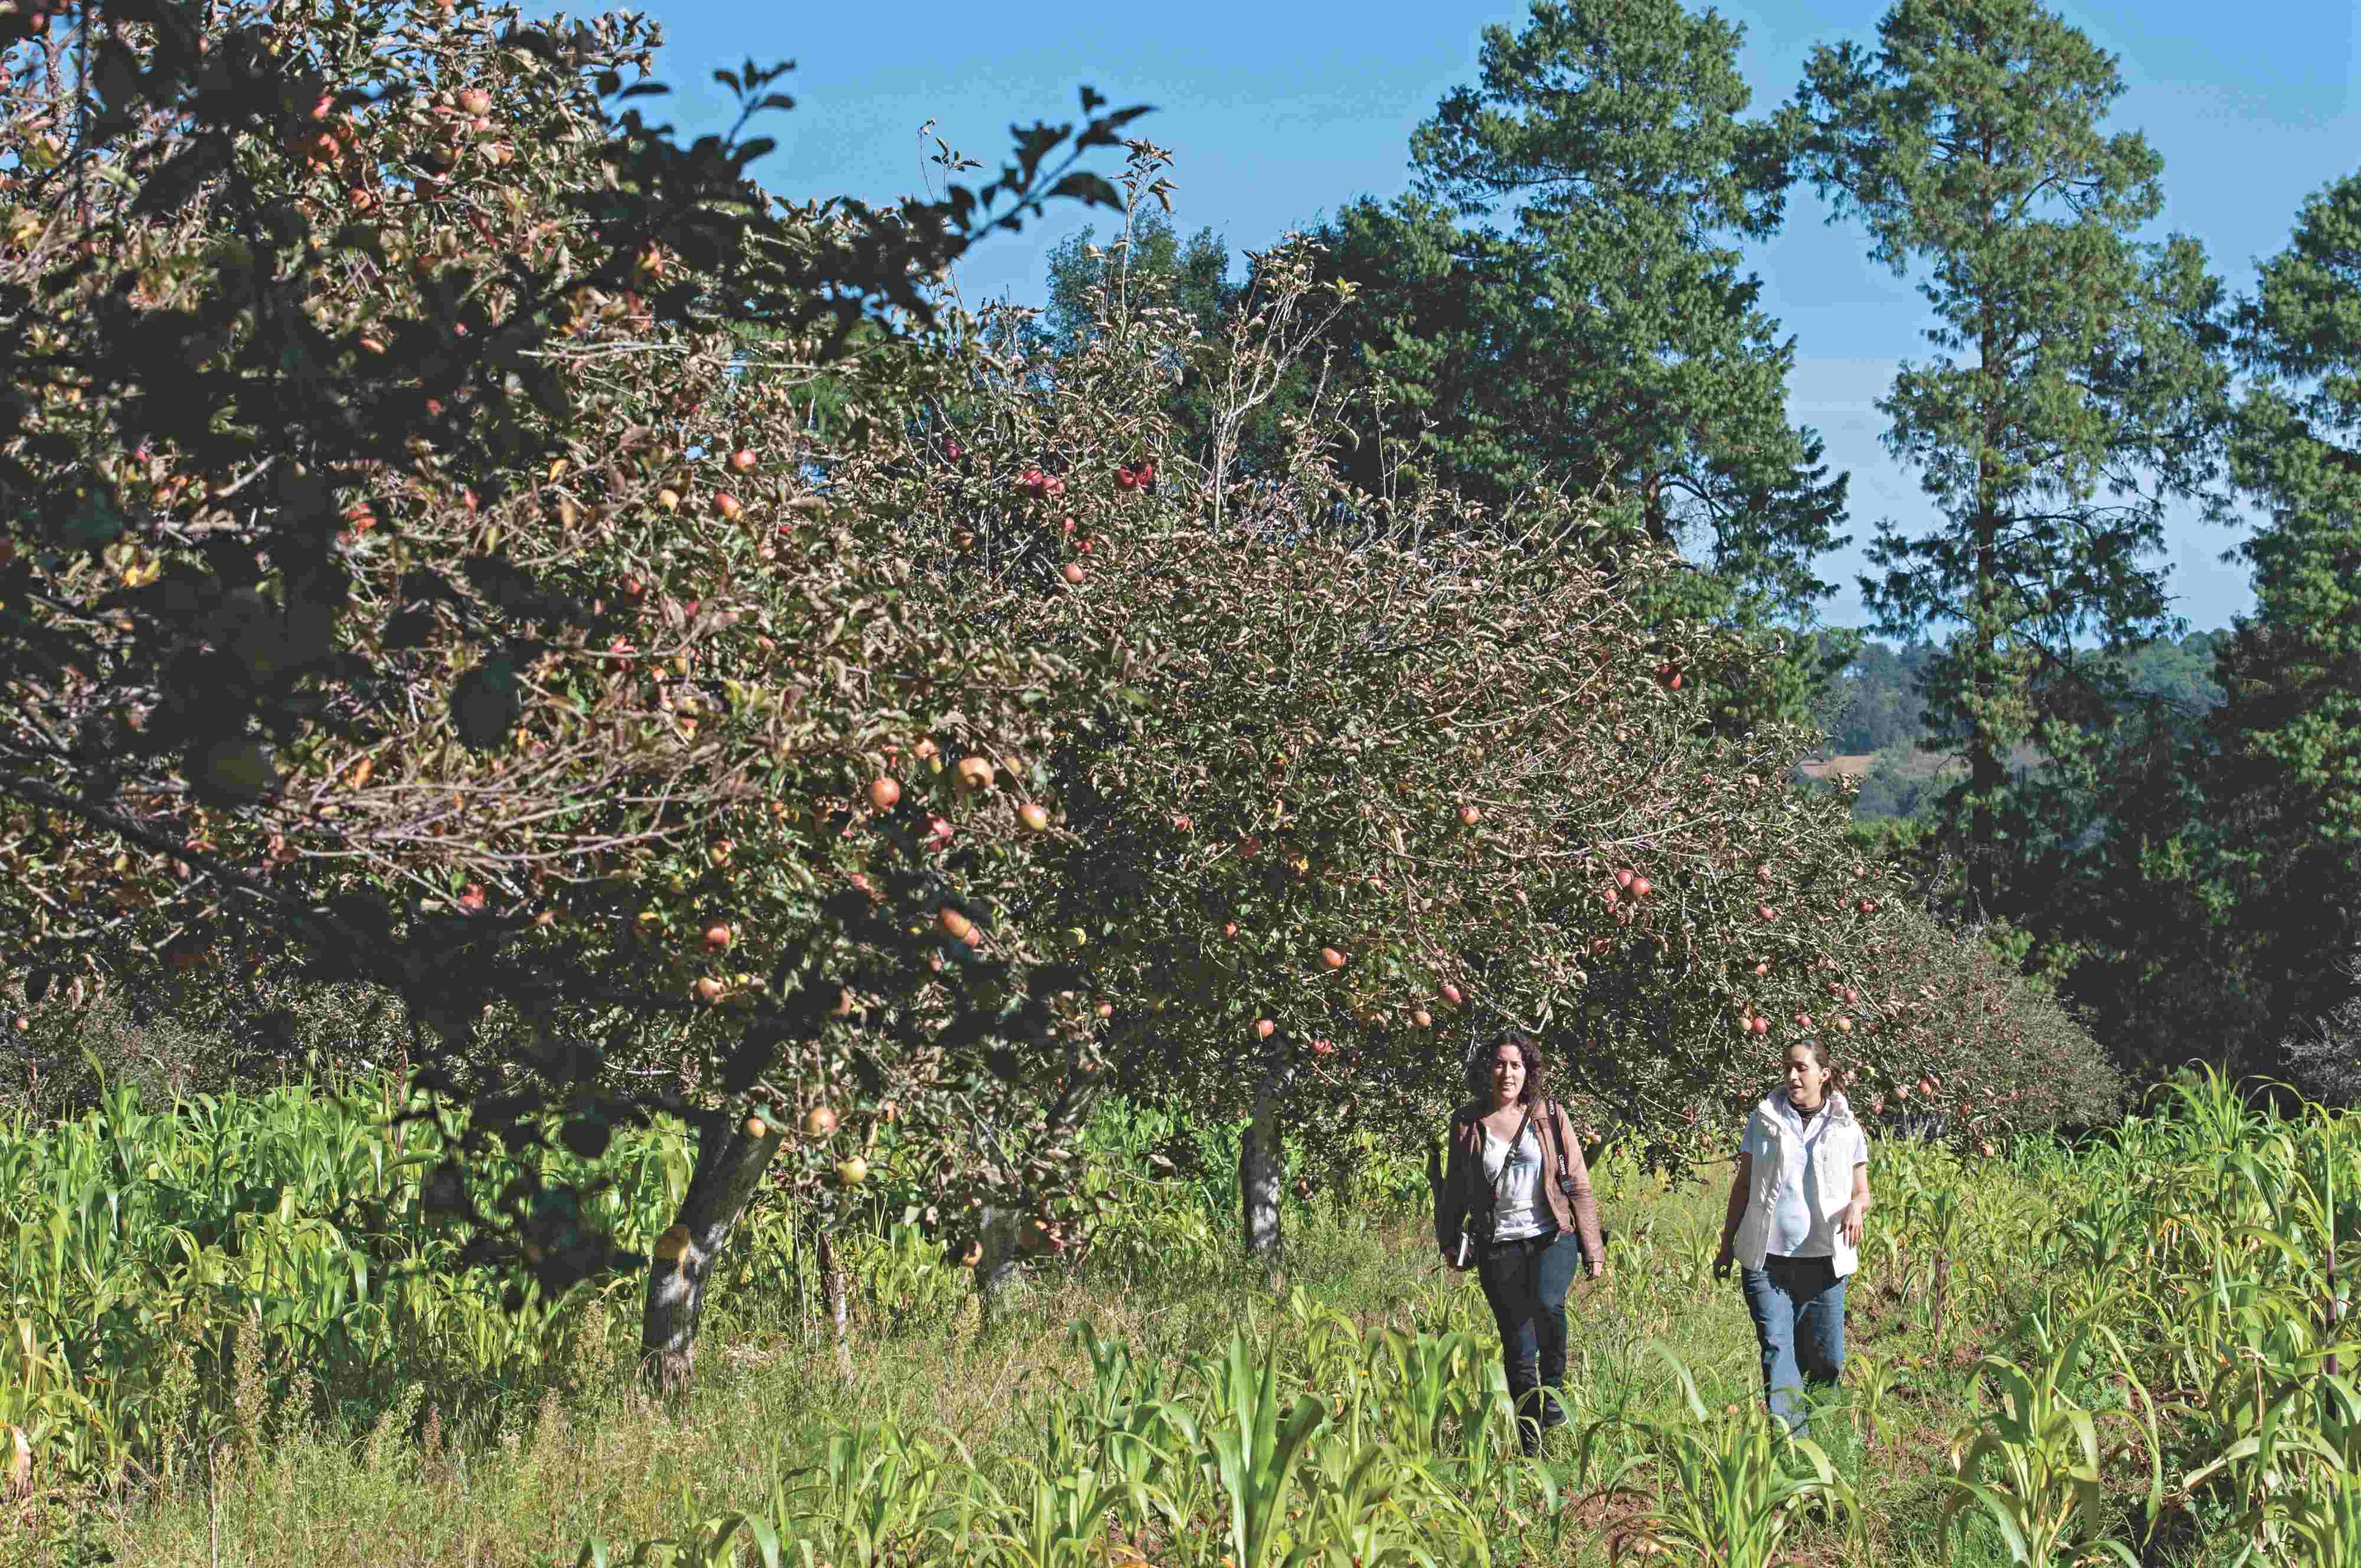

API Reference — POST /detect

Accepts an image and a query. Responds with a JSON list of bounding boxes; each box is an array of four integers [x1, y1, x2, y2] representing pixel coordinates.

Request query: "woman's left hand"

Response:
[[1841, 1202, 1865, 1249]]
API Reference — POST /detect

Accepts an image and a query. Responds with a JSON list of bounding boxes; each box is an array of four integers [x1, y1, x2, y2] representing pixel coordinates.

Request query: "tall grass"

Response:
[[14, 1067, 2361, 1564]]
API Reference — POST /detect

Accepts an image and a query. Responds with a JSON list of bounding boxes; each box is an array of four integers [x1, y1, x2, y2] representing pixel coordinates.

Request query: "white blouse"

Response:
[[1481, 1122, 1551, 1242]]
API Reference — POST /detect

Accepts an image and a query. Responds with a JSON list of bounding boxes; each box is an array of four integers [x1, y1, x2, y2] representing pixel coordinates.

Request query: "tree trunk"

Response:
[[815, 1226, 852, 1380], [640, 1112, 786, 1392], [1968, 320, 2005, 918], [1240, 1062, 1289, 1288], [971, 1202, 1028, 1329]]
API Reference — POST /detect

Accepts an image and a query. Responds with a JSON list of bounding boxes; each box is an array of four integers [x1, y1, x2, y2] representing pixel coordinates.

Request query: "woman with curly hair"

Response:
[[1433, 1032, 1606, 1455]]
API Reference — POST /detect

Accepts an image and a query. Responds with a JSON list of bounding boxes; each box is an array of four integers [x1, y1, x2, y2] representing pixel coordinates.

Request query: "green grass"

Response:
[[41, 1144, 1986, 1566], [11, 1068, 2360, 1565]]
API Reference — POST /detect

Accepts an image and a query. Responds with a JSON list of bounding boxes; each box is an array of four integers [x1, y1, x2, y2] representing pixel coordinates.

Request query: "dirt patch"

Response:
[[1797, 744, 2046, 783]]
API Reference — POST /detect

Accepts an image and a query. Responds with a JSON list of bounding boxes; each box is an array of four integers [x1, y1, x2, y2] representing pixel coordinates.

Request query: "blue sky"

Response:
[[548, 0, 2361, 636]]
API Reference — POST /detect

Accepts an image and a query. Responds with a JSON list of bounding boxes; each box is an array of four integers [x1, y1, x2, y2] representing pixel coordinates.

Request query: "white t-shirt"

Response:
[[1739, 1093, 1868, 1259], [1482, 1121, 1551, 1242]]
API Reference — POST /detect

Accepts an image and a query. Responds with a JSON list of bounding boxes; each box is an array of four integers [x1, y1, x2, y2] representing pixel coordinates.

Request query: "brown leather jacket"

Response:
[[1432, 1097, 1605, 1271]]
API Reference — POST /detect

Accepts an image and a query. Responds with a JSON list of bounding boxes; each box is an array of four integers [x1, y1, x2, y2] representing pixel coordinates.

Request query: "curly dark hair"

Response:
[[1470, 1030, 1551, 1107]]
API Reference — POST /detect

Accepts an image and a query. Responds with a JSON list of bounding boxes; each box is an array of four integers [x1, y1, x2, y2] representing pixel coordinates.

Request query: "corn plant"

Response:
[[1293, 1433, 1483, 1567], [1846, 1349, 1908, 1449], [981, 1461, 1133, 1568], [1575, 1346, 1852, 1568], [1361, 1325, 1506, 1460], [1943, 1310, 2159, 1568], [1195, 1333, 1329, 1568], [574, 1510, 782, 1568], [771, 1420, 961, 1563]]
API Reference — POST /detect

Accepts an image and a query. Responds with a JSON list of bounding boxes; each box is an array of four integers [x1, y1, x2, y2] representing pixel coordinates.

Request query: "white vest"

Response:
[[1732, 1092, 1861, 1278]]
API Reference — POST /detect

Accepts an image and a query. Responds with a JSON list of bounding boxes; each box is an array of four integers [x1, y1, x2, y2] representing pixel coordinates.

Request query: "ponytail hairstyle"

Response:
[[1788, 1035, 1854, 1124]]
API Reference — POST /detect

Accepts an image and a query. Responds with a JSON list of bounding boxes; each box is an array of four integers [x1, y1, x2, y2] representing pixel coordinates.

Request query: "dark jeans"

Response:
[[1476, 1226, 1585, 1445], [1740, 1254, 1847, 1434]]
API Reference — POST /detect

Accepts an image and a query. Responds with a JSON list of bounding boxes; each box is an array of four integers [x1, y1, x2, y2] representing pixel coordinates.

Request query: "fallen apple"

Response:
[[1018, 802, 1051, 832]]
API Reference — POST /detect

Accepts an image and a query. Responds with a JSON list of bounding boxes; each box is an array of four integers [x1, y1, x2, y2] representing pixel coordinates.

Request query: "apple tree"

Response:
[[0, 0, 1153, 1383], [842, 164, 2120, 1266]]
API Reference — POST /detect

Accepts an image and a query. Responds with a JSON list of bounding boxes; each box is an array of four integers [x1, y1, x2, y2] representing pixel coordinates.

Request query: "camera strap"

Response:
[[1488, 1104, 1535, 1212]]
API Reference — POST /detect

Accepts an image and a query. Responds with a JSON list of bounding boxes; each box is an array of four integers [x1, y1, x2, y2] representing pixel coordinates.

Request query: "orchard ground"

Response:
[[14, 1070, 2323, 1567]]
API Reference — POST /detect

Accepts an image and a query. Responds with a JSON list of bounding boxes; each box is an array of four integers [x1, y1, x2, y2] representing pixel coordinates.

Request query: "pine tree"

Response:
[[1796, 0, 2232, 914]]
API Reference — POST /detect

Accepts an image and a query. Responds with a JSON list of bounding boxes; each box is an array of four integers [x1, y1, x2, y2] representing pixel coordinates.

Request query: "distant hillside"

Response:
[[1805, 630, 2226, 821]]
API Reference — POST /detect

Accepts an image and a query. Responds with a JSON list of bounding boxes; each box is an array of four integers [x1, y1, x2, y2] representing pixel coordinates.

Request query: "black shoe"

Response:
[[1539, 1388, 1568, 1430], [1518, 1424, 1541, 1459]]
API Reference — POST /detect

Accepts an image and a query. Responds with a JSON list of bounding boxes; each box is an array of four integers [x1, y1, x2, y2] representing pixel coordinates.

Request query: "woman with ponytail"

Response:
[[1713, 1037, 1872, 1436]]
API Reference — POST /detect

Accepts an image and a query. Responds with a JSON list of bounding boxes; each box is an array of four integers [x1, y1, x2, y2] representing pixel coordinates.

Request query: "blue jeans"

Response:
[[1476, 1227, 1585, 1442], [1739, 1255, 1846, 1434]]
